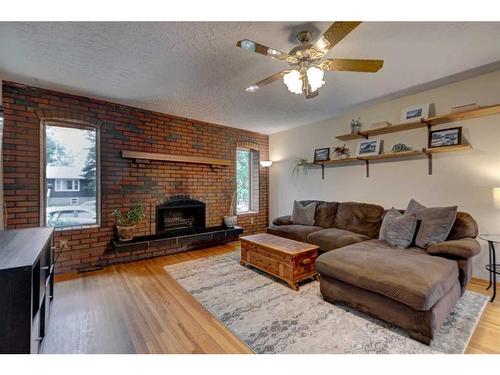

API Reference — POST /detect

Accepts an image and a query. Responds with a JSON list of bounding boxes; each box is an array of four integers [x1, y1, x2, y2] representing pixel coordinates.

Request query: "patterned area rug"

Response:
[[165, 251, 488, 354]]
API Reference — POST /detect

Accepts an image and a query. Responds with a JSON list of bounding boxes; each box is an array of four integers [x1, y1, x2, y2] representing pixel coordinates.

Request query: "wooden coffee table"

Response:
[[240, 233, 319, 291]]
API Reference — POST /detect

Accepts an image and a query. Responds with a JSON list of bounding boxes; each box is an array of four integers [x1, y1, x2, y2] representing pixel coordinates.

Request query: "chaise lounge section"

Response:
[[268, 200, 480, 344]]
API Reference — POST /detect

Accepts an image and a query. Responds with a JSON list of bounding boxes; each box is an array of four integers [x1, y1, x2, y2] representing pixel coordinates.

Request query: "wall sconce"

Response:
[[260, 160, 273, 168], [493, 188, 500, 209]]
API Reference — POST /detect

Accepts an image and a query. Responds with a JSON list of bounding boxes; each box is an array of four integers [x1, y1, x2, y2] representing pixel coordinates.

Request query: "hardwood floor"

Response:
[[43, 241, 500, 354], [44, 243, 252, 354]]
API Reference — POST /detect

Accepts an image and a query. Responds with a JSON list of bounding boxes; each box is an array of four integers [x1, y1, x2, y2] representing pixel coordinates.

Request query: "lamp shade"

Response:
[[260, 160, 273, 168], [494, 188, 500, 209]]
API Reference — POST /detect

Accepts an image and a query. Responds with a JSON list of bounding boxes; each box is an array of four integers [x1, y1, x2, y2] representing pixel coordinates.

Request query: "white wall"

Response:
[[269, 70, 500, 280]]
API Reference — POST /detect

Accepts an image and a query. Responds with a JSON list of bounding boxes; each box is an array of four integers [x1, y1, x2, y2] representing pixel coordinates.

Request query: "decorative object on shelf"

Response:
[[112, 203, 145, 241], [292, 158, 309, 176], [400, 103, 430, 123], [356, 139, 381, 157], [370, 120, 392, 129], [259, 160, 273, 168], [333, 144, 351, 159], [451, 103, 480, 114], [314, 147, 330, 162], [391, 143, 411, 153], [428, 126, 462, 148], [350, 117, 362, 133], [224, 191, 237, 228]]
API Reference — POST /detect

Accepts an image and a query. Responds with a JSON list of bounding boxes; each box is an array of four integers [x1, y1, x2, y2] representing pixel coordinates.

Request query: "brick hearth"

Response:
[[2, 81, 269, 273]]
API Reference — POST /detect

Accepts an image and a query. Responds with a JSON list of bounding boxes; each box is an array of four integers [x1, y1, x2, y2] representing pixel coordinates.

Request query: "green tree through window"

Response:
[[236, 149, 250, 212]]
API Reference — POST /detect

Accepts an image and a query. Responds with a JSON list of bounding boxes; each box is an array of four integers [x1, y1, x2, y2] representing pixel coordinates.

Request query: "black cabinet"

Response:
[[0, 228, 55, 353]]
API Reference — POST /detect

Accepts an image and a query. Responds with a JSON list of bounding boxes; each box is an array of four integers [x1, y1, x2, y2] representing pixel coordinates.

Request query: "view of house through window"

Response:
[[236, 148, 259, 213], [45, 124, 98, 227]]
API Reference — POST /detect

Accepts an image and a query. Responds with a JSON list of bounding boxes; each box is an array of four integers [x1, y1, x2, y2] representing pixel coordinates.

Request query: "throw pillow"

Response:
[[405, 199, 458, 249], [291, 200, 317, 226], [379, 208, 417, 248]]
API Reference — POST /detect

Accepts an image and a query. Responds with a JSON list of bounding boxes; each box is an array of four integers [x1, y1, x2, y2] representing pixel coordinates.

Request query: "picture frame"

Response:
[[356, 139, 381, 157], [428, 126, 462, 148], [400, 103, 430, 123], [313, 147, 330, 162]]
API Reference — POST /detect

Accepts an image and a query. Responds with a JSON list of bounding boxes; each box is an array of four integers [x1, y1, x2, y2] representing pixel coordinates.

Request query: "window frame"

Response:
[[236, 147, 252, 214], [40, 120, 101, 230]]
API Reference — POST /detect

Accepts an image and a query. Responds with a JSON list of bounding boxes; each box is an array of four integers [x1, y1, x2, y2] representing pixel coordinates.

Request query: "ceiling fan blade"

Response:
[[245, 70, 290, 92], [320, 58, 384, 73], [237, 39, 298, 64], [312, 22, 362, 57]]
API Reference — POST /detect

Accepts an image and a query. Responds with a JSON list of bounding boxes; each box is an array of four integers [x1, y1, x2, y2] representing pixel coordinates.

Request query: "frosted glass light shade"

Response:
[[283, 70, 302, 94], [260, 160, 273, 168], [306, 66, 325, 92]]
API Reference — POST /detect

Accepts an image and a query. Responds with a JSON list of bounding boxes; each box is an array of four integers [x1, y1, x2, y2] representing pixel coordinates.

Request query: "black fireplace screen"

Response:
[[156, 198, 206, 235]]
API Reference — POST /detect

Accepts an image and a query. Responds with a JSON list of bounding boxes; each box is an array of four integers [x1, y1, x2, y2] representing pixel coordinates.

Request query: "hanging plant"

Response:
[[292, 158, 309, 176]]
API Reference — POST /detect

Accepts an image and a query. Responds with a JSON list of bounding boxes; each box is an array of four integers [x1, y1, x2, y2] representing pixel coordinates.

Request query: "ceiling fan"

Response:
[[236, 22, 384, 99]]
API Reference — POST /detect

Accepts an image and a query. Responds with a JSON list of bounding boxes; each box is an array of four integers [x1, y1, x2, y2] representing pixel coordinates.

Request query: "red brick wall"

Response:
[[2, 81, 269, 273]]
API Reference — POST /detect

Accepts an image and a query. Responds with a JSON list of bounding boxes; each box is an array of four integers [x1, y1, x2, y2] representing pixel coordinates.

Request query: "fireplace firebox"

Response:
[[156, 197, 206, 235]]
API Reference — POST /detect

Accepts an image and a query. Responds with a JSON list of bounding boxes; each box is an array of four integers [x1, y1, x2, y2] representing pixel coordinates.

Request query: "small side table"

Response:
[[479, 234, 500, 302]]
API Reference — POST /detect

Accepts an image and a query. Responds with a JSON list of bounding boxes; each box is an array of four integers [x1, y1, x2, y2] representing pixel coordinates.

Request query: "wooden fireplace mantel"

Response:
[[121, 150, 231, 166]]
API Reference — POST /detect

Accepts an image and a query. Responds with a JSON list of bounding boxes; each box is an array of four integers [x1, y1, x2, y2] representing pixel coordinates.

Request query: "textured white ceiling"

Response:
[[0, 22, 500, 134]]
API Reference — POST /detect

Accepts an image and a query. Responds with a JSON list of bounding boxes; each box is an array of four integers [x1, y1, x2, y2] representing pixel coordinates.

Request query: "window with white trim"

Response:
[[44, 123, 99, 228], [236, 148, 259, 213]]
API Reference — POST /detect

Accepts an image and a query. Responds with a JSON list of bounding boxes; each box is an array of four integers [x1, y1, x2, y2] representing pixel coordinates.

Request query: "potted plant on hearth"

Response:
[[224, 191, 237, 228], [112, 203, 146, 241]]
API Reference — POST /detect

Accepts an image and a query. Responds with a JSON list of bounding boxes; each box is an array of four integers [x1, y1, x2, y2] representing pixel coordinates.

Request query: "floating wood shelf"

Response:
[[359, 149, 426, 161], [425, 144, 473, 154], [336, 133, 365, 141], [306, 157, 362, 166], [121, 150, 231, 166], [337, 120, 426, 141], [304, 144, 473, 179], [426, 105, 500, 126], [335, 104, 500, 141]]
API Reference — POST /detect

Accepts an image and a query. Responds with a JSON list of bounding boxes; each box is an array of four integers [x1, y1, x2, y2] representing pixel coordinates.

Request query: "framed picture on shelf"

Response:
[[356, 139, 381, 157], [400, 104, 430, 123], [428, 127, 462, 148], [313, 147, 330, 162]]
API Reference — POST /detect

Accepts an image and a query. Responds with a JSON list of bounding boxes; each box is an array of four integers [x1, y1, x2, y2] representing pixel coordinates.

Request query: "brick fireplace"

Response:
[[156, 195, 206, 236], [1, 81, 269, 273]]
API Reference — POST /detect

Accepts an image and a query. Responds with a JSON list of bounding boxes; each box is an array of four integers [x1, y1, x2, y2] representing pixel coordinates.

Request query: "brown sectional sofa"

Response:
[[267, 200, 480, 344]]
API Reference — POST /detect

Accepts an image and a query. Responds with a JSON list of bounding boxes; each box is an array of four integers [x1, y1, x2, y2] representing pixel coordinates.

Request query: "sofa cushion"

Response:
[[316, 239, 459, 310], [405, 199, 457, 248], [291, 200, 317, 226], [334, 202, 385, 238], [300, 200, 338, 228], [267, 224, 323, 243], [379, 208, 417, 248], [272, 215, 292, 226], [307, 228, 369, 251], [447, 211, 479, 240]]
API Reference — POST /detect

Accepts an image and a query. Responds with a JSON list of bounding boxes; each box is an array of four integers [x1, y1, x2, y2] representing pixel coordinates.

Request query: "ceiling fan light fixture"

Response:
[[306, 66, 325, 92], [283, 70, 302, 95]]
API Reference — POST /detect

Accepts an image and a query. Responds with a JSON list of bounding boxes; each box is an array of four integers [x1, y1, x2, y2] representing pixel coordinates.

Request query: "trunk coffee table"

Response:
[[240, 233, 319, 291]]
